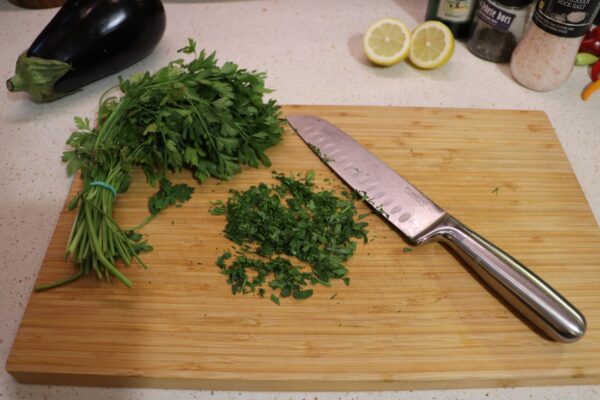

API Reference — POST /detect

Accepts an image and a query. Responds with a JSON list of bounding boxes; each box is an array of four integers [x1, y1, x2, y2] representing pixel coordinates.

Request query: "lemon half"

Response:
[[409, 21, 455, 69], [363, 18, 411, 67]]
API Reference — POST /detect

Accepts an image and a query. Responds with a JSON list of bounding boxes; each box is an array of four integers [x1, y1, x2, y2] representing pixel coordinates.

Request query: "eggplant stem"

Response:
[[8, 52, 71, 102], [6, 74, 25, 92]]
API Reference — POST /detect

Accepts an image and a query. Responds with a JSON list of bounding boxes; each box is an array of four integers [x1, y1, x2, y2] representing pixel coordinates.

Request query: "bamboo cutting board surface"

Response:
[[7, 105, 600, 390]]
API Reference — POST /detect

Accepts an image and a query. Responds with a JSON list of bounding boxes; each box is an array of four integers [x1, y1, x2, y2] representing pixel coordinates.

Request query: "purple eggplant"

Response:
[[6, 0, 166, 102]]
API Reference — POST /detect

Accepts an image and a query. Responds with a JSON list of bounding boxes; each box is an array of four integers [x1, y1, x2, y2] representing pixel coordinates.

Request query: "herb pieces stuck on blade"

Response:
[[353, 189, 390, 218], [308, 144, 335, 163], [36, 38, 284, 291], [211, 171, 369, 303]]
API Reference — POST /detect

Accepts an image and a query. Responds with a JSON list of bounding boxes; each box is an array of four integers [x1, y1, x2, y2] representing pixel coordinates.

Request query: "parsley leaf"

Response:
[[270, 294, 280, 305], [148, 178, 194, 216]]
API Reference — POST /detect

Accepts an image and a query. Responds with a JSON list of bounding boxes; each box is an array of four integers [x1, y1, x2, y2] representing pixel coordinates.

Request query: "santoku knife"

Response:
[[287, 115, 586, 343]]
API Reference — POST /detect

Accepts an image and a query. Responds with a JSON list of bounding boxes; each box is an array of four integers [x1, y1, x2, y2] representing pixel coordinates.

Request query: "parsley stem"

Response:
[[66, 215, 85, 256], [128, 215, 155, 231], [83, 201, 132, 287], [94, 98, 130, 146], [34, 269, 85, 292], [113, 236, 131, 266], [98, 84, 119, 109]]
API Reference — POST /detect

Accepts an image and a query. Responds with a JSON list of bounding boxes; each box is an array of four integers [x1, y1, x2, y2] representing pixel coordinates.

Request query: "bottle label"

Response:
[[532, 0, 600, 38], [477, 0, 520, 32], [437, 0, 476, 22]]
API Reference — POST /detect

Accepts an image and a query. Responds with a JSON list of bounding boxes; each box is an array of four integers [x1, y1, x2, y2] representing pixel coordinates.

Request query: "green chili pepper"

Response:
[[575, 52, 599, 66]]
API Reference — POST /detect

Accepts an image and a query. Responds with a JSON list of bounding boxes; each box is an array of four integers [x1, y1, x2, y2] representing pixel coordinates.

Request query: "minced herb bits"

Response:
[[211, 171, 369, 303]]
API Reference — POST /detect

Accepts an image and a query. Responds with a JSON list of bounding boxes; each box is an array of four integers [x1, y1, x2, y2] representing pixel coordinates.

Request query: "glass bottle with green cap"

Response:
[[425, 0, 478, 39]]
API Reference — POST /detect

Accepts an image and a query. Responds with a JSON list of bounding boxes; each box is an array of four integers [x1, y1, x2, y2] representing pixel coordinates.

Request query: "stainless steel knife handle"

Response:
[[416, 215, 586, 342]]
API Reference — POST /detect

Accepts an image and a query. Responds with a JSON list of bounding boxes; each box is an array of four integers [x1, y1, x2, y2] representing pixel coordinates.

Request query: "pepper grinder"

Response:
[[467, 0, 535, 63]]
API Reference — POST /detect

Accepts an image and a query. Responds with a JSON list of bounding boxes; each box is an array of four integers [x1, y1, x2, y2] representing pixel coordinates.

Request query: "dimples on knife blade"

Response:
[[287, 115, 445, 241]]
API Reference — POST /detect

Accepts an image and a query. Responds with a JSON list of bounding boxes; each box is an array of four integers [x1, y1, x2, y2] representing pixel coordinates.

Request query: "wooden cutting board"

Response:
[[7, 105, 600, 391]]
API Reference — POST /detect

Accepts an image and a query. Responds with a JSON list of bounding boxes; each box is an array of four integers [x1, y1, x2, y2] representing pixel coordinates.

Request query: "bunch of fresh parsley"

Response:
[[36, 39, 284, 291], [211, 171, 369, 303]]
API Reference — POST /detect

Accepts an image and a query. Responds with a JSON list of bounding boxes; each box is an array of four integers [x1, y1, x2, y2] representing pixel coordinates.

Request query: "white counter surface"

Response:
[[1, 1, 599, 399]]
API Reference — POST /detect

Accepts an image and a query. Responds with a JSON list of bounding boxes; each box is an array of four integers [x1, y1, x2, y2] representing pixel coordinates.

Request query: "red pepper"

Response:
[[590, 26, 600, 40], [580, 37, 600, 56], [591, 60, 600, 81]]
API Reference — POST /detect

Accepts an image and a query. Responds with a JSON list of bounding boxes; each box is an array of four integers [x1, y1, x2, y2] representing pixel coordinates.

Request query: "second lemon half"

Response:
[[409, 21, 455, 69]]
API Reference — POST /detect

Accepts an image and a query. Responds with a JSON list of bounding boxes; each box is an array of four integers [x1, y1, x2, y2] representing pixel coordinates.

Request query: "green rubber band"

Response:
[[90, 181, 117, 197]]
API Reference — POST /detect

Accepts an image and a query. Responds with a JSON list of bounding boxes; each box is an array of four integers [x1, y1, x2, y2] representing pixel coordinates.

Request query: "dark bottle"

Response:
[[426, 0, 478, 39], [467, 0, 534, 63]]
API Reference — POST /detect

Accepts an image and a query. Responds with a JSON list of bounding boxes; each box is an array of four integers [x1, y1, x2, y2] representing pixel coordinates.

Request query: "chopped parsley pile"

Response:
[[211, 171, 369, 303]]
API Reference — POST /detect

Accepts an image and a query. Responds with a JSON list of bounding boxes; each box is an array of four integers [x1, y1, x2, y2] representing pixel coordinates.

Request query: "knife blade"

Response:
[[287, 114, 586, 343]]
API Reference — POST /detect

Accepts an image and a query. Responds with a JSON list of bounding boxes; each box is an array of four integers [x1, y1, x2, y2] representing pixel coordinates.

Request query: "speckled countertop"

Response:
[[1, 1, 599, 399]]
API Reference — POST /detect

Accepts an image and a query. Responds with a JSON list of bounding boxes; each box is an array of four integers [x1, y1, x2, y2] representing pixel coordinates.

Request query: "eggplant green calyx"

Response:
[[6, 52, 71, 102]]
